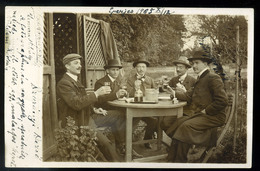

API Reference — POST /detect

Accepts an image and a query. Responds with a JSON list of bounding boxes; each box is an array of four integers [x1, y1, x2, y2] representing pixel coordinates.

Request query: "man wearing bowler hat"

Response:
[[94, 59, 142, 157], [94, 59, 127, 109], [126, 58, 158, 149], [161, 56, 196, 132], [165, 50, 228, 162], [56, 53, 111, 128]]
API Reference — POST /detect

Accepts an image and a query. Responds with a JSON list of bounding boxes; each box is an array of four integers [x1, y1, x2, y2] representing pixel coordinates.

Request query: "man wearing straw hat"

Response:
[[165, 51, 228, 162], [161, 56, 196, 132], [168, 56, 196, 94]]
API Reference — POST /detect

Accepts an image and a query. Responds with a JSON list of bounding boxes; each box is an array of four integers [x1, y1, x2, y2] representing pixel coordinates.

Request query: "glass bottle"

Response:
[[134, 88, 143, 102]]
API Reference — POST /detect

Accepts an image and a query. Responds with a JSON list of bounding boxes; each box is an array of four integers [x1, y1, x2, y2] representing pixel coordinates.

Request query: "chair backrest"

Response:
[[201, 93, 235, 163], [224, 94, 235, 124], [217, 93, 235, 146]]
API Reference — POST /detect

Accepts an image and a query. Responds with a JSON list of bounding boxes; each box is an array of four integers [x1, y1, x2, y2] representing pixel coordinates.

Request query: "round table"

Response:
[[108, 99, 187, 162]]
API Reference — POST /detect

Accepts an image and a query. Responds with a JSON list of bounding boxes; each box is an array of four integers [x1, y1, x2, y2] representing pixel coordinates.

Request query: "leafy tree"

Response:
[[191, 15, 248, 67], [92, 14, 186, 66]]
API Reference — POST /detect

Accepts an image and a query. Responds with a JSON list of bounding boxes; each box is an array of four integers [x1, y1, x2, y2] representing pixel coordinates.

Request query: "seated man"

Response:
[[56, 53, 110, 128], [126, 58, 158, 149], [164, 51, 228, 162], [161, 56, 196, 131], [94, 59, 142, 157]]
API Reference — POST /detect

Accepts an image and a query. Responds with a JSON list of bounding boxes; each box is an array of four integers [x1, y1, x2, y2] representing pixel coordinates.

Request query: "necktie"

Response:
[[179, 77, 184, 84], [137, 75, 145, 82], [111, 81, 119, 92]]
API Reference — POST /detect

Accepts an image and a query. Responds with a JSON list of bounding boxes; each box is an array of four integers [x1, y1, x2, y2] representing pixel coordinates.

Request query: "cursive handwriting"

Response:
[[34, 132, 42, 160], [109, 7, 174, 16], [18, 124, 28, 159], [5, 8, 43, 166]]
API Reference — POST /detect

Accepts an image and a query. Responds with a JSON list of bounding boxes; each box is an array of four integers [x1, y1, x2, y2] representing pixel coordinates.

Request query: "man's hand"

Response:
[[176, 83, 187, 92], [93, 107, 108, 116], [94, 86, 111, 97], [116, 89, 127, 98], [166, 85, 176, 97]]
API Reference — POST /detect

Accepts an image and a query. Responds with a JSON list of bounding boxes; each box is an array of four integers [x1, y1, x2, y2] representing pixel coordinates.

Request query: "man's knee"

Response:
[[107, 110, 124, 119]]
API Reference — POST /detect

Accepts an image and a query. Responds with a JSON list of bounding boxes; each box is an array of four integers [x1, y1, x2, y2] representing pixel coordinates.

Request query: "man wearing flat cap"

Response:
[[161, 56, 196, 133], [56, 53, 111, 128], [165, 51, 228, 162], [126, 58, 158, 149]]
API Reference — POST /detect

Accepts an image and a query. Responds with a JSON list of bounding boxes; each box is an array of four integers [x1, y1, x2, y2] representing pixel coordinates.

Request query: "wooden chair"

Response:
[[198, 93, 235, 163]]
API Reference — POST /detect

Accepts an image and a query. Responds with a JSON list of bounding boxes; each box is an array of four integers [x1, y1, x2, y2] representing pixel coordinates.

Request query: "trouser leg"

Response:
[[174, 139, 191, 163], [168, 139, 191, 163], [161, 116, 177, 136], [142, 117, 158, 140], [167, 139, 178, 162], [92, 109, 125, 145]]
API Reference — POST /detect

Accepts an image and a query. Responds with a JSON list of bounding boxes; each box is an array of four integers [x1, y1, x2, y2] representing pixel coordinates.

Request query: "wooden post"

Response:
[[233, 26, 240, 153]]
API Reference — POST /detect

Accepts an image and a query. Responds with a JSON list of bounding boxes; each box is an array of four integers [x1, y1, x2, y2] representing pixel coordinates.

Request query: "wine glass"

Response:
[[104, 82, 111, 86], [120, 82, 128, 98]]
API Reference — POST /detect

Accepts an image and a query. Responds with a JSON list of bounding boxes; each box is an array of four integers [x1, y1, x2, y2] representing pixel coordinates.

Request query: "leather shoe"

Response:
[[144, 143, 152, 149], [132, 149, 143, 158]]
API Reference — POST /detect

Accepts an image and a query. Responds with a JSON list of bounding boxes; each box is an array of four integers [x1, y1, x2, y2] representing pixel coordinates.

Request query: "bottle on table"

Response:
[[134, 88, 143, 102]]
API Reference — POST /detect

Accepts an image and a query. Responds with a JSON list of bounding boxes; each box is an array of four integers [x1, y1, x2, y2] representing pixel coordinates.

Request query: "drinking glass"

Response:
[[104, 82, 111, 86]]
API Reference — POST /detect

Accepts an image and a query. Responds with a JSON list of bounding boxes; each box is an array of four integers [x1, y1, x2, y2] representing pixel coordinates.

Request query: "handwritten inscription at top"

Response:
[[109, 7, 175, 16]]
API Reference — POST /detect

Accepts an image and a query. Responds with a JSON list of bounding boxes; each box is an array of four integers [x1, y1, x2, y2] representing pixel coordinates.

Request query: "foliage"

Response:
[[54, 116, 98, 162], [206, 77, 247, 163], [92, 14, 186, 66], [208, 130, 247, 163], [191, 15, 248, 67]]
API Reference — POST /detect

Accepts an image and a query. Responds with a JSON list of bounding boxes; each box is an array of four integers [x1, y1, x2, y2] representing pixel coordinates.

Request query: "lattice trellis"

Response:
[[83, 16, 105, 66], [43, 13, 49, 65], [53, 13, 77, 82]]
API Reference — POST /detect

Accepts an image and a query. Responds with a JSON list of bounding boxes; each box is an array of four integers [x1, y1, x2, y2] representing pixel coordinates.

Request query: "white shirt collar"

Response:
[[107, 74, 116, 82], [198, 68, 209, 78], [66, 72, 78, 82], [136, 73, 145, 77], [179, 72, 187, 82]]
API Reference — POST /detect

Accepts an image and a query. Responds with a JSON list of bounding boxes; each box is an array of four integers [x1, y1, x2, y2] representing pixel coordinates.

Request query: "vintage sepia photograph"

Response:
[[4, 7, 253, 168]]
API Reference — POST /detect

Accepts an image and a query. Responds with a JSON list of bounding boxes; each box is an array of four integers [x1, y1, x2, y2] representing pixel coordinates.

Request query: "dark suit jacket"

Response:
[[176, 69, 228, 118], [169, 74, 196, 91], [126, 74, 155, 97], [167, 69, 228, 146], [94, 74, 121, 109], [57, 74, 97, 127], [168, 74, 196, 116]]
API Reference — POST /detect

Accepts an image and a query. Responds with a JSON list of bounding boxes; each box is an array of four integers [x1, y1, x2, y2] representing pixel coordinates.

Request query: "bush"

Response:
[[54, 116, 98, 162]]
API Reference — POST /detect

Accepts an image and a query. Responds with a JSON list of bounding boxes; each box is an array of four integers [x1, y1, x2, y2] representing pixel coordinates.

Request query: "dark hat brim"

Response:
[[133, 60, 150, 67], [104, 65, 122, 69], [188, 57, 212, 63], [173, 60, 191, 68]]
